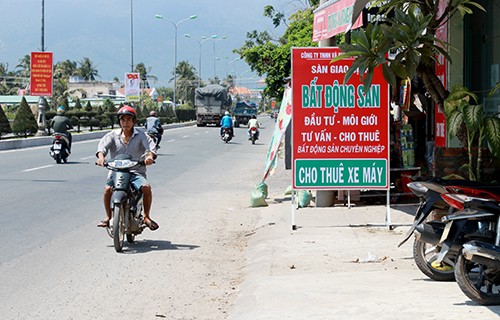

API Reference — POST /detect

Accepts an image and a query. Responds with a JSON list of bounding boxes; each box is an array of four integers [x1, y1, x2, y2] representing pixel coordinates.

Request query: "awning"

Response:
[[312, 0, 369, 42]]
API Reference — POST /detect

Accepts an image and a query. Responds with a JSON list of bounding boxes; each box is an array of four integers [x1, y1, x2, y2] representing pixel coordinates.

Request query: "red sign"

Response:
[[434, 1, 448, 147], [30, 51, 53, 96], [313, 0, 363, 42], [292, 47, 390, 189]]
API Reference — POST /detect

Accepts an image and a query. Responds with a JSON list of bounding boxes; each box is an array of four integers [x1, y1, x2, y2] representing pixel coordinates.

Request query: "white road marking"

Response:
[[23, 164, 54, 172], [81, 156, 95, 160], [166, 139, 175, 143], [182, 135, 189, 138]]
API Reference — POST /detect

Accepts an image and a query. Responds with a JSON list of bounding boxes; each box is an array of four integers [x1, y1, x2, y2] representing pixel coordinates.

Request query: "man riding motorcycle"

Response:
[[95, 105, 159, 231], [247, 115, 260, 140], [144, 110, 163, 149], [49, 106, 73, 153], [220, 111, 234, 138]]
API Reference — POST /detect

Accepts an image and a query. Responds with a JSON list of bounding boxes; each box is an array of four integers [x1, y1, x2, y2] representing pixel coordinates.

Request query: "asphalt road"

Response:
[[0, 117, 274, 319]]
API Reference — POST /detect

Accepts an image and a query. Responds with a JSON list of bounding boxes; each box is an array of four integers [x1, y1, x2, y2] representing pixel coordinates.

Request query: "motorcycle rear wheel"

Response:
[[455, 254, 500, 305], [112, 204, 125, 252], [56, 153, 62, 164], [413, 237, 455, 281]]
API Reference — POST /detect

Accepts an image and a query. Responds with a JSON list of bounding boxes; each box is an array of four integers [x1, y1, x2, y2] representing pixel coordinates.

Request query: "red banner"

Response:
[[434, 1, 447, 147], [313, 0, 363, 42], [30, 52, 53, 96]]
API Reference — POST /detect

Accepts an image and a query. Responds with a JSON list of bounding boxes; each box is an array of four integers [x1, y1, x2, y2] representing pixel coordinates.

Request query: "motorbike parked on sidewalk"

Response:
[[249, 127, 259, 144], [440, 193, 500, 305], [413, 185, 500, 281], [49, 132, 70, 164], [400, 177, 500, 281], [100, 154, 148, 253], [221, 127, 232, 143]]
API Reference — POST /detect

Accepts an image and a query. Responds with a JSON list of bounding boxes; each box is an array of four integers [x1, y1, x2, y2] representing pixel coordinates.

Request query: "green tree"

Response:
[[85, 101, 93, 112], [0, 105, 12, 139], [102, 98, 115, 112], [174, 61, 197, 104], [445, 86, 500, 181], [236, 4, 317, 99], [134, 62, 158, 89], [74, 97, 83, 110], [12, 97, 38, 138], [76, 57, 99, 81], [332, 0, 485, 113]]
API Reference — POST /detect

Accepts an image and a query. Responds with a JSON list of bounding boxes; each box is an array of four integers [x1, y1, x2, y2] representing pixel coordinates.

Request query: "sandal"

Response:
[[144, 218, 159, 231], [97, 219, 110, 228]]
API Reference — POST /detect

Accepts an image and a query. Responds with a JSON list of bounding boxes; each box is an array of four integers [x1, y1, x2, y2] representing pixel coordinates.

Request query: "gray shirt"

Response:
[[96, 128, 156, 177]]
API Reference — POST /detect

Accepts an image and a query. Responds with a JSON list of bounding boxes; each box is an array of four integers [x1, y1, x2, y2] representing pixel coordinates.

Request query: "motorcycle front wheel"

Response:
[[112, 204, 125, 252], [413, 237, 455, 281], [455, 254, 500, 305]]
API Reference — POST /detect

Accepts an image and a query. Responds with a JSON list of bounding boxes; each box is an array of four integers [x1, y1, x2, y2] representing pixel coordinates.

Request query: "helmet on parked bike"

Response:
[[57, 106, 65, 114], [225, 111, 230, 115], [149, 110, 157, 117], [117, 105, 137, 120]]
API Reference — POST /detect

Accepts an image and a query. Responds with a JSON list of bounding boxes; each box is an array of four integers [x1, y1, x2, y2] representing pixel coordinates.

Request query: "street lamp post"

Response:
[[155, 14, 197, 107], [204, 35, 226, 80], [184, 34, 208, 88]]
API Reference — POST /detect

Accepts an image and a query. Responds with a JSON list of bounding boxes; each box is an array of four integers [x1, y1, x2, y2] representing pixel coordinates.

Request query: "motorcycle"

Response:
[[147, 132, 161, 151], [399, 177, 498, 281], [221, 127, 232, 143], [249, 126, 259, 144], [101, 154, 148, 253], [49, 132, 70, 164], [414, 185, 500, 281], [445, 194, 500, 305]]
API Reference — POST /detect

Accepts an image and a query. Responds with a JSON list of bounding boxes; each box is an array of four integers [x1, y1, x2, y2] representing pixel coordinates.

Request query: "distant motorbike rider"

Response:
[[49, 106, 73, 153], [144, 110, 163, 149], [220, 111, 234, 137], [247, 115, 260, 140]]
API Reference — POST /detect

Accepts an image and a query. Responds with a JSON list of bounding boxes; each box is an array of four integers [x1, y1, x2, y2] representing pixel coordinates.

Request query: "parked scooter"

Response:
[[49, 132, 70, 164], [444, 193, 500, 305], [221, 127, 232, 143], [249, 126, 259, 144], [100, 154, 149, 253], [413, 184, 500, 281], [400, 177, 498, 281]]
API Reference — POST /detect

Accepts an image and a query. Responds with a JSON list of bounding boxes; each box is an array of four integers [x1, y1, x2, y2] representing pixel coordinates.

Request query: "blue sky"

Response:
[[0, 0, 308, 89]]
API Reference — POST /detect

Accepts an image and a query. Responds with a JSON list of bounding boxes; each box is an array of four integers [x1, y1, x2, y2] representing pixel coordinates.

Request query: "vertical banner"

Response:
[[292, 47, 390, 190], [125, 73, 140, 102], [30, 51, 53, 96], [434, 1, 448, 147], [262, 86, 292, 182]]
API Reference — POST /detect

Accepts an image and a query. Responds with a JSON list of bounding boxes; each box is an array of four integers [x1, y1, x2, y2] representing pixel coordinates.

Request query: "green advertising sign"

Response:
[[294, 159, 387, 188]]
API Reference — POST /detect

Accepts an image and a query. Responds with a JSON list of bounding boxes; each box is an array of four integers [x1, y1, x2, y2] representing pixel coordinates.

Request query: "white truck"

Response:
[[195, 84, 232, 127]]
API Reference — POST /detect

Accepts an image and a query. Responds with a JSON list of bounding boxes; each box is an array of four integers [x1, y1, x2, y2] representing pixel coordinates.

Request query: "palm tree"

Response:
[[15, 54, 31, 79], [173, 61, 197, 104], [54, 59, 77, 79], [134, 62, 158, 89], [76, 57, 99, 81]]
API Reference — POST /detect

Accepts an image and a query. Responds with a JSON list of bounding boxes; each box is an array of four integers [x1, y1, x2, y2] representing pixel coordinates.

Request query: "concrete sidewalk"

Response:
[[230, 173, 500, 319]]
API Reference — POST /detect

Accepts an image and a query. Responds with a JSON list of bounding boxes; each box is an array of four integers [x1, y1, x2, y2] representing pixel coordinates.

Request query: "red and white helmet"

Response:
[[117, 105, 137, 120]]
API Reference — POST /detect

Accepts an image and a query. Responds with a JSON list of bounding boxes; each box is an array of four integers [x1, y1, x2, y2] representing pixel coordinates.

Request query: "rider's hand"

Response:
[[144, 155, 155, 166], [95, 153, 106, 167]]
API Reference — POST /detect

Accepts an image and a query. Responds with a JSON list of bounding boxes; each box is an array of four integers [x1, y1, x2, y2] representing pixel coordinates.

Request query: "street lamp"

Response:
[[155, 14, 197, 107], [184, 34, 209, 87], [203, 35, 226, 80], [227, 57, 240, 78]]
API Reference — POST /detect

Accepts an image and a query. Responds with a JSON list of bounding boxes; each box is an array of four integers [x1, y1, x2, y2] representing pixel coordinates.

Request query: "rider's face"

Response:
[[119, 115, 135, 131]]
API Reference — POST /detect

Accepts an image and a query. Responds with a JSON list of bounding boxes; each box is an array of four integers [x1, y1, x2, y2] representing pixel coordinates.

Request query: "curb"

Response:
[[0, 121, 196, 151]]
